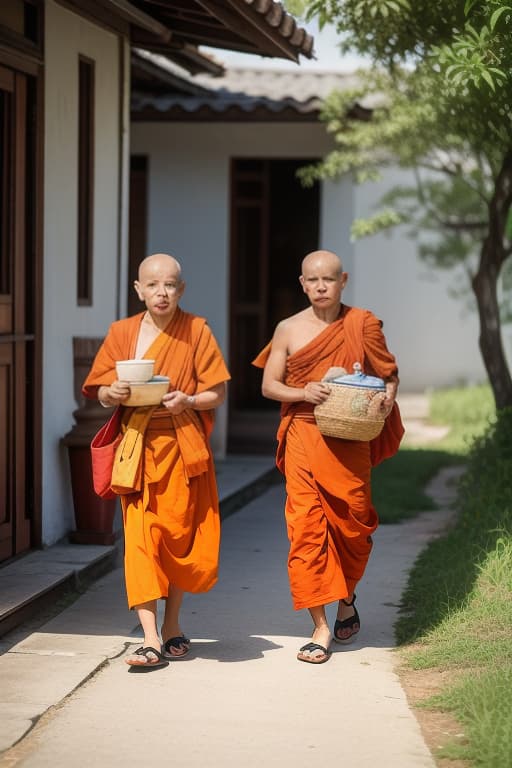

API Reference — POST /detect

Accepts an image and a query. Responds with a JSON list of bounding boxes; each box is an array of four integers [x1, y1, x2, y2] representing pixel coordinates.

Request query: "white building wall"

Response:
[[43, 1, 127, 544], [320, 176, 355, 305], [352, 171, 487, 391]]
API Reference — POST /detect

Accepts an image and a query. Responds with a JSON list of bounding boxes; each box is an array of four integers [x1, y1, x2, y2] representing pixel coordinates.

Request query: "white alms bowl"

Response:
[[124, 375, 170, 407], [116, 359, 155, 383]]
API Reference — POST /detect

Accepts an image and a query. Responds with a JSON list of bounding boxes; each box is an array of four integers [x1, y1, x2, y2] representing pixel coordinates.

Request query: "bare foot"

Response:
[[312, 625, 332, 650]]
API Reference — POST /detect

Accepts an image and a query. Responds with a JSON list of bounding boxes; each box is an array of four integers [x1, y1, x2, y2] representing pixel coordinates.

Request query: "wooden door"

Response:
[[229, 159, 270, 411], [0, 64, 38, 561], [229, 158, 320, 412], [127, 155, 148, 316]]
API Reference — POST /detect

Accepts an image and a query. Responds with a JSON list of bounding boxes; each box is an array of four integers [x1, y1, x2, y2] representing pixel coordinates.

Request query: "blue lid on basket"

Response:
[[331, 362, 385, 390]]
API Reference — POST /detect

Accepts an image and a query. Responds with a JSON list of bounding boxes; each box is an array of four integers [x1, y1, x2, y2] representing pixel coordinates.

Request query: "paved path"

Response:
[[0, 464, 461, 768]]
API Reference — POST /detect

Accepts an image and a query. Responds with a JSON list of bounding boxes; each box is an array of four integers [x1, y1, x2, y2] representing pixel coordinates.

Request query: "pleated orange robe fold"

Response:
[[83, 308, 230, 609], [253, 305, 404, 610]]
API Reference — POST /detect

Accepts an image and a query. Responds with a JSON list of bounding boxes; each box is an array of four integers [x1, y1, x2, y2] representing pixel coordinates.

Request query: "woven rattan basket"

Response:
[[314, 363, 386, 441]]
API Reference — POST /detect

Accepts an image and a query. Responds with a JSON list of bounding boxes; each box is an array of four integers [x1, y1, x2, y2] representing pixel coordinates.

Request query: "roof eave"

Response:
[[95, 0, 172, 41], [131, 103, 320, 122], [131, 51, 218, 94], [195, 0, 307, 63]]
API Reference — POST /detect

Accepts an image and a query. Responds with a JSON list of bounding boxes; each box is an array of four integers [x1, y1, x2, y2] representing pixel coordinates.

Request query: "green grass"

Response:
[[372, 448, 461, 524], [429, 383, 495, 428], [393, 385, 512, 768], [425, 666, 512, 766], [372, 382, 494, 524], [428, 383, 496, 454], [401, 533, 512, 664]]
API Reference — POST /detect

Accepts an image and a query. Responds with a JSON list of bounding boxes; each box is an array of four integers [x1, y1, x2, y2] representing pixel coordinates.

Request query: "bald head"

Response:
[[301, 250, 343, 277], [299, 249, 348, 314], [134, 252, 185, 326], [138, 253, 182, 282]]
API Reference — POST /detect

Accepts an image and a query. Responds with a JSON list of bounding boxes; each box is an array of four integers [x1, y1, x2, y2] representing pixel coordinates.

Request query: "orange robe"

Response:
[[253, 305, 404, 610], [83, 308, 231, 609]]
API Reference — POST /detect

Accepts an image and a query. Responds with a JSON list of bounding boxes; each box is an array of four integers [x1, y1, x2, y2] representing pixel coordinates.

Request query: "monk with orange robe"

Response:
[[253, 250, 403, 664], [83, 253, 230, 668]]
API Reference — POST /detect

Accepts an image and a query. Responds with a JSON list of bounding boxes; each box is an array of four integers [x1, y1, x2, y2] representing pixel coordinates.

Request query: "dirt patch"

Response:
[[397, 661, 470, 768]]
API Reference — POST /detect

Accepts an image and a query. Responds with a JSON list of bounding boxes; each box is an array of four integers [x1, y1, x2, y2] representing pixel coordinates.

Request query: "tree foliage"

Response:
[[290, 0, 512, 407]]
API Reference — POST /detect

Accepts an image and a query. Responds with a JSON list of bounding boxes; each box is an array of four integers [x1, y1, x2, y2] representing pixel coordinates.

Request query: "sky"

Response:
[[202, 19, 369, 72]]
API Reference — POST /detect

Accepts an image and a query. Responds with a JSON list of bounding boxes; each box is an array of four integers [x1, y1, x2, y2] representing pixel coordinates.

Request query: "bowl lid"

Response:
[[331, 362, 385, 390]]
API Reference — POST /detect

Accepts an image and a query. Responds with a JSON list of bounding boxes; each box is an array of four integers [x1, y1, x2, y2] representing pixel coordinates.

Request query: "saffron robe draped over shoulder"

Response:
[[253, 305, 404, 610], [83, 308, 231, 608]]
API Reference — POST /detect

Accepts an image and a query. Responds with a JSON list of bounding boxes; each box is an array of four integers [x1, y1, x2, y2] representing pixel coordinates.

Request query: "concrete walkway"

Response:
[[0, 394, 459, 767], [0, 455, 277, 639]]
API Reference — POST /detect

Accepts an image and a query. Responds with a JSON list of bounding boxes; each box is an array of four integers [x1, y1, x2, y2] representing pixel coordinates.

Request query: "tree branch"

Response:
[[418, 160, 490, 203]]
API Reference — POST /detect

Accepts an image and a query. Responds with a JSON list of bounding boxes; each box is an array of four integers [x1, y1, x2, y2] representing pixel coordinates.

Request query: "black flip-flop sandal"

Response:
[[162, 635, 191, 659], [125, 646, 168, 668], [297, 641, 331, 664], [334, 594, 360, 644]]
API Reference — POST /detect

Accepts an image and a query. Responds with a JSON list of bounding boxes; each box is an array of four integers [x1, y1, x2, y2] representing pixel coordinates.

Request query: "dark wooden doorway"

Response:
[[228, 158, 320, 452], [0, 64, 41, 562], [127, 155, 148, 316]]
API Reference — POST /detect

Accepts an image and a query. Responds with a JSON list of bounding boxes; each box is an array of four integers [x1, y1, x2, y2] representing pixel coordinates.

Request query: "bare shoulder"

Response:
[[275, 308, 310, 332], [272, 308, 318, 355], [273, 309, 310, 338]]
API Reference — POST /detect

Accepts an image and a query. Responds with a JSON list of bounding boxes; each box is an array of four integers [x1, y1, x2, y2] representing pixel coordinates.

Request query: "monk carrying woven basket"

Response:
[[253, 250, 404, 664]]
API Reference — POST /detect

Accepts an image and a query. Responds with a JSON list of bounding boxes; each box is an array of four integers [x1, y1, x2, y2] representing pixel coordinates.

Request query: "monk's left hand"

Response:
[[304, 381, 331, 404], [162, 390, 193, 415], [381, 382, 397, 416], [380, 397, 394, 417]]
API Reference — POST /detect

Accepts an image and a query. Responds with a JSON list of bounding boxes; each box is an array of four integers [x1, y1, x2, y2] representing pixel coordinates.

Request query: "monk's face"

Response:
[[134, 254, 185, 322], [299, 252, 347, 310]]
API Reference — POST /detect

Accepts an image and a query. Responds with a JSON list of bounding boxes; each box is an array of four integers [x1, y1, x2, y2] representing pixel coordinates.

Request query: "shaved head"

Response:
[[298, 249, 348, 316], [134, 252, 185, 328], [301, 250, 343, 277], [138, 253, 182, 281]]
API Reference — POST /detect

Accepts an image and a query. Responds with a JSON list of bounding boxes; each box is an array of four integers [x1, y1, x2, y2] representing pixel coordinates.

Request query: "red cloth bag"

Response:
[[90, 407, 123, 499]]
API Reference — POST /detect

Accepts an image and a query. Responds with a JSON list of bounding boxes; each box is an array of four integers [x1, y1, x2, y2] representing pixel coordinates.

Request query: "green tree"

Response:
[[293, 0, 512, 408]]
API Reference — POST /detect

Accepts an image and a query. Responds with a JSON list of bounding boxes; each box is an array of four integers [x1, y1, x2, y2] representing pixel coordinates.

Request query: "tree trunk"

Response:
[[472, 152, 512, 410], [473, 259, 512, 408]]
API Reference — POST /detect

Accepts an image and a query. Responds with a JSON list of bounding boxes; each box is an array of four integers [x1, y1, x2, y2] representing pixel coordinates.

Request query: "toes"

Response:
[[125, 646, 166, 666]]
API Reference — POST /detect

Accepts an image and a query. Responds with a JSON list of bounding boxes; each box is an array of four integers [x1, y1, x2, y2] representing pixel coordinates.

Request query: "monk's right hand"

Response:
[[303, 381, 330, 405], [98, 381, 131, 407]]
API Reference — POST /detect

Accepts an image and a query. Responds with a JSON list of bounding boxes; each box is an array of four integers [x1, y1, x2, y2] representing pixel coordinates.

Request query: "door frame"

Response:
[[0, 50, 44, 560]]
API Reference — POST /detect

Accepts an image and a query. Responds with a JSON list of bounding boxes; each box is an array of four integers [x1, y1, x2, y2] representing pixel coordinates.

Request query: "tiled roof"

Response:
[[193, 66, 360, 101], [134, 0, 314, 71], [239, 0, 314, 59], [132, 56, 363, 120]]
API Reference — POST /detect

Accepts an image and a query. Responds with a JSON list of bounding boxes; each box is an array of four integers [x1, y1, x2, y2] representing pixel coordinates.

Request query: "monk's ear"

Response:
[[177, 280, 185, 298], [134, 280, 144, 301], [299, 275, 305, 291]]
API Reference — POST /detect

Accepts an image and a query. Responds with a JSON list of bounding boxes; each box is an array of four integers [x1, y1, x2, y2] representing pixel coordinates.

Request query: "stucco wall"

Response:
[[353, 172, 487, 390], [43, 1, 128, 544]]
